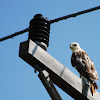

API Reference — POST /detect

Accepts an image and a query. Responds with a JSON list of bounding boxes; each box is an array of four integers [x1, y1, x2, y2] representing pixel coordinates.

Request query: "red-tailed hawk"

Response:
[[70, 42, 98, 96]]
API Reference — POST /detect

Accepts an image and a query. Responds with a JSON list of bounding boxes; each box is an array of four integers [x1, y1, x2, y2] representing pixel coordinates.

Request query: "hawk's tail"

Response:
[[90, 82, 98, 96]]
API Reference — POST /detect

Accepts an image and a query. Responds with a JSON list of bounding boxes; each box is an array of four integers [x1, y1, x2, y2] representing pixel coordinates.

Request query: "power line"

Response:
[[50, 6, 100, 23], [0, 28, 29, 42], [0, 6, 100, 42]]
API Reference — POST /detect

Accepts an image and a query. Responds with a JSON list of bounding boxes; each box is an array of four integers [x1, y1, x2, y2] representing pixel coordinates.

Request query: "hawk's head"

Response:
[[70, 42, 81, 52]]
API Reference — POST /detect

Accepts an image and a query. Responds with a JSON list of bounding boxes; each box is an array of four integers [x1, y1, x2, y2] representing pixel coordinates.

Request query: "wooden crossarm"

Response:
[[19, 39, 100, 100]]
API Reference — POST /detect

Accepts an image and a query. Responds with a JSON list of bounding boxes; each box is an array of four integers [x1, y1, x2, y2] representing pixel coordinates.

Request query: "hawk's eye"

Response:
[[73, 44, 77, 46]]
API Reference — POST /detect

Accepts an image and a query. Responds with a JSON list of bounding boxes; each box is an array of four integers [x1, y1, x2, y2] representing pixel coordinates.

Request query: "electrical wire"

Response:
[[0, 6, 100, 42]]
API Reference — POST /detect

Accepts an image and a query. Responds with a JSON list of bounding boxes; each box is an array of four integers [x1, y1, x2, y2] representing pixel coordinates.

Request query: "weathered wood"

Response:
[[19, 39, 100, 100], [38, 69, 62, 100]]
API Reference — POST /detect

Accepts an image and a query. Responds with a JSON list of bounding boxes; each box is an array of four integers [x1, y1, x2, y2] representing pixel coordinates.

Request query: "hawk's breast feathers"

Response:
[[71, 50, 98, 82]]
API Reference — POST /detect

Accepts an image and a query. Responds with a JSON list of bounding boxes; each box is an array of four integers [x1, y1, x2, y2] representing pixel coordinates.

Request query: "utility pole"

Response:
[[25, 14, 62, 100], [0, 5, 100, 100], [19, 14, 100, 100], [19, 39, 100, 100]]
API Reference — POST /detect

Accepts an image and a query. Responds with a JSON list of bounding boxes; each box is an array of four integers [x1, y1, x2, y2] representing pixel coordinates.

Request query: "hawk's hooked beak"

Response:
[[70, 44, 73, 49], [70, 44, 74, 51]]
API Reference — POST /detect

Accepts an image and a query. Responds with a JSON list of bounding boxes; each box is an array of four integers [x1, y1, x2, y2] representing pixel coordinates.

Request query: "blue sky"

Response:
[[0, 0, 100, 100]]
